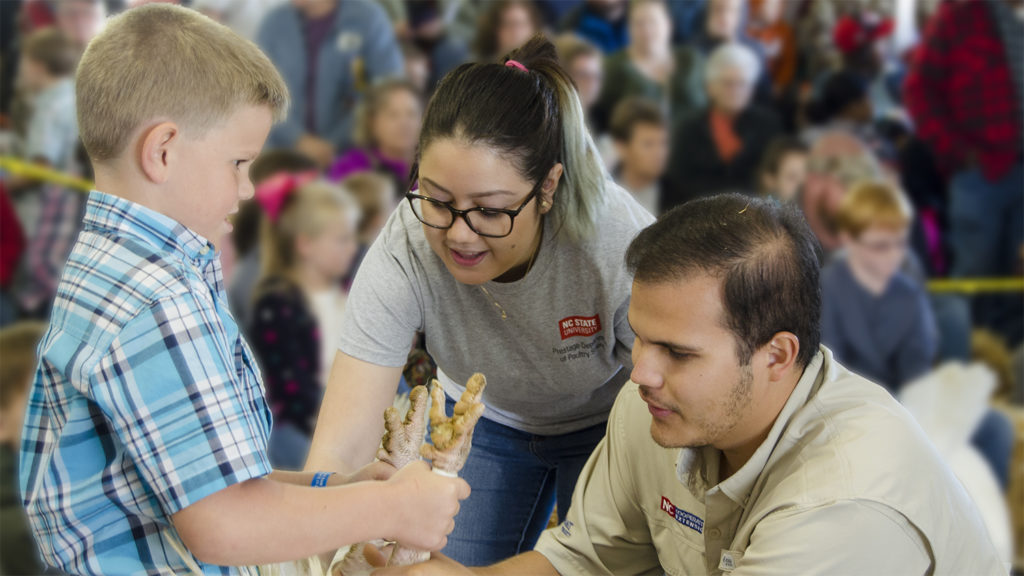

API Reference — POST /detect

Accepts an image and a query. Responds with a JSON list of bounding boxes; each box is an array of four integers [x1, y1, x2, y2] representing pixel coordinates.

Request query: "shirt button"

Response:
[[708, 528, 721, 539], [199, 246, 210, 255]]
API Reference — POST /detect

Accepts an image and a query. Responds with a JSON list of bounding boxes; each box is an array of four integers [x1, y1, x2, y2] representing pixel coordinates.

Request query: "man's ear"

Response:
[[540, 162, 564, 215], [764, 331, 800, 382], [139, 121, 181, 185]]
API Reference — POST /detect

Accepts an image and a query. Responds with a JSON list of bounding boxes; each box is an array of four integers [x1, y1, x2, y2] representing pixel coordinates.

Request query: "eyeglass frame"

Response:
[[404, 163, 543, 239]]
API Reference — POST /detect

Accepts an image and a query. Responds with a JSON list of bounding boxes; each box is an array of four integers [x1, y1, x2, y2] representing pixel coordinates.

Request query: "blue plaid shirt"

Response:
[[20, 191, 272, 575]]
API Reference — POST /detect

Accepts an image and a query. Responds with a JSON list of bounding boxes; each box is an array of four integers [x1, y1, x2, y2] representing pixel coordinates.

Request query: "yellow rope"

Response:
[[0, 156, 93, 192], [927, 278, 1024, 294]]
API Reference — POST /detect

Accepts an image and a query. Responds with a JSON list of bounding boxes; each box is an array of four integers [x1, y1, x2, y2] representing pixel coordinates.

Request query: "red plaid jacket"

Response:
[[904, 0, 1021, 181]]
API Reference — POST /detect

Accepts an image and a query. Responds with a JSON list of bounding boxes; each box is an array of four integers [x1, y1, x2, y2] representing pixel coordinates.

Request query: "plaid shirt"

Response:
[[20, 191, 272, 575], [904, 0, 1023, 181]]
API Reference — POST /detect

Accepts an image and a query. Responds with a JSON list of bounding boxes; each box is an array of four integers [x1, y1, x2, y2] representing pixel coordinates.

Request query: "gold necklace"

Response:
[[479, 243, 540, 320]]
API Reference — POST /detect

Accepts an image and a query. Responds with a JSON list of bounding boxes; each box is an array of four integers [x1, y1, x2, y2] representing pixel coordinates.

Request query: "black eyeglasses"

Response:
[[405, 165, 541, 239]]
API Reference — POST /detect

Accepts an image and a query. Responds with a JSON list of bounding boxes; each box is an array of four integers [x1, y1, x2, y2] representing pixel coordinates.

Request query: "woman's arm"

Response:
[[304, 351, 405, 473]]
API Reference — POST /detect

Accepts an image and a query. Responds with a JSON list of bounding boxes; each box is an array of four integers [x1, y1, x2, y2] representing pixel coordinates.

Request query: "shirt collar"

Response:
[[676, 348, 829, 505], [83, 190, 221, 278]]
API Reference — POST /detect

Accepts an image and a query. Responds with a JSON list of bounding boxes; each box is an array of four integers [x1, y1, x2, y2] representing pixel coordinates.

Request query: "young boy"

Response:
[[757, 135, 808, 203], [17, 27, 80, 176], [820, 180, 938, 393], [609, 96, 669, 216], [19, 6, 468, 575]]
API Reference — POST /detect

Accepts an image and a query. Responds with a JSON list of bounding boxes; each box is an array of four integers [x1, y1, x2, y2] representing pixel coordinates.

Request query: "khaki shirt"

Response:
[[535, 347, 1004, 575]]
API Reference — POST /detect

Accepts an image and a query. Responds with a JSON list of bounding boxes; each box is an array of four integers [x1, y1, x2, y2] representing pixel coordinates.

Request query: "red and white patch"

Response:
[[558, 314, 602, 340]]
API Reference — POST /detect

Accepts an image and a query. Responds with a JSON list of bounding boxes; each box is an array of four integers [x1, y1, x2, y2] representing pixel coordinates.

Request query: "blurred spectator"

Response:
[[326, 78, 422, 195], [0, 187, 25, 328], [905, 0, 1024, 344], [251, 178, 360, 470], [379, 0, 470, 88], [338, 171, 397, 288], [609, 96, 668, 215], [746, 0, 796, 96], [561, 0, 629, 54], [17, 27, 79, 174], [793, 0, 840, 92], [258, 0, 403, 166], [54, 0, 107, 52], [553, 33, 603, 120], [802, 70, 872, 145], [665, 0, 707, 45], [534, 0, 583, 30], [401, 40, 432, 95], [757, 135, 808, 203], [821, 180, 937, 393], [800, 131, 882, 255], [472, 0, 543, 61], [833, 4, 900, 121], [693, 0, 771, 103], [227, 149, 319, 333], [665, 42, 780, 208], [193, 0, 285, 41], [592, 0, 705, 133], [0, 322, 52, 575]]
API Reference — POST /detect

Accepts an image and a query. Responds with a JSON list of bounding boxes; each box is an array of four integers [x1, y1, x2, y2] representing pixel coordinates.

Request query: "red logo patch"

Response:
[[558, 314, 602, 340]]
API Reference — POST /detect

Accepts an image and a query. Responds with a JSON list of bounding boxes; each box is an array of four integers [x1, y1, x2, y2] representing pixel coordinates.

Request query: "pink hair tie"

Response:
[[505, 59, 528, 72], [254, 170, 318, 223]]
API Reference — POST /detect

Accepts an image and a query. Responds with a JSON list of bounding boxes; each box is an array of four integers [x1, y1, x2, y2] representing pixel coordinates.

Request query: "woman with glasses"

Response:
[[305, 34, 654, 566]]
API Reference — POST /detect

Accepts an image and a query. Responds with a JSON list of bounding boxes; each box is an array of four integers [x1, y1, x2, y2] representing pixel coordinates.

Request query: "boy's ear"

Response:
[[139, 122, 181, 184]]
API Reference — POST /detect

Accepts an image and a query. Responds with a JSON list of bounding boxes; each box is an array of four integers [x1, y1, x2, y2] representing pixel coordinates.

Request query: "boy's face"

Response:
[[765, 152, 807, 202], [843, 225, 908, 283], [618, 122, 669, 181], [165, 105, 273, 248], [569, 54, 603, 111], [17, 56, 48, 93]]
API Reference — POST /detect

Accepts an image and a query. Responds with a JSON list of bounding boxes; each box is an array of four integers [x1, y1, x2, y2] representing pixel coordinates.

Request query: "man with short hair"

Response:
[[371, 194, 1005, 575]]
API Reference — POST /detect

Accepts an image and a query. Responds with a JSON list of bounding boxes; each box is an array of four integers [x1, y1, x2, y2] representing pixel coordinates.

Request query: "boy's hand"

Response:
[[385, 461, 470, 551]]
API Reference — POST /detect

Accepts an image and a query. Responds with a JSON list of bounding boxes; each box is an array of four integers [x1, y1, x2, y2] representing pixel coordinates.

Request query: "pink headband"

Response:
[[254, 170, 318, 223], [505, 59, 528, 72]]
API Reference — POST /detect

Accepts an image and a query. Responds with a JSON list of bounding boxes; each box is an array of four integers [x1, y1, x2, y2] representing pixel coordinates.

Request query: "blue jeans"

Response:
[[439, 395, 607, 566], [949, 163, 1023, 343]]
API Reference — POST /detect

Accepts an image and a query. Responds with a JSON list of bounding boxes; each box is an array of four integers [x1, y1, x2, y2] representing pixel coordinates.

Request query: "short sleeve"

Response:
[[89, 294, 271, 515], [338, 224, 423, 367], [534, 397, 661, 576], [732, 500, 932, 575]]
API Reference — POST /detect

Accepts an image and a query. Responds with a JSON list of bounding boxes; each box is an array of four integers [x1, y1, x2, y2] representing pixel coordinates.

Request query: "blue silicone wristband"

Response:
[[311, 471, 335, 487]]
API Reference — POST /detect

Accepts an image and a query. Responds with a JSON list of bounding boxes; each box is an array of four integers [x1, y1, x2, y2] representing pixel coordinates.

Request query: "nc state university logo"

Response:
[[558, 314, 602, 340]]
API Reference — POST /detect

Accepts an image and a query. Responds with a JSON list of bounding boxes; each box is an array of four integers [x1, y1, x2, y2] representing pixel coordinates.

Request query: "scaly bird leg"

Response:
[[386, 374, 487, 568]]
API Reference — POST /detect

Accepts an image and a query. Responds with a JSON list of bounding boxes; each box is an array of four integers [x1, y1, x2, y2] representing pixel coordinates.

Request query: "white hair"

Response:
[[705, 42, 761, 85]]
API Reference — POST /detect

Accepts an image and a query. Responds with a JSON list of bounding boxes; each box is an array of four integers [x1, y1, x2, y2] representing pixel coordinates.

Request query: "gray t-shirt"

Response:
[[339, 182, 655, 435]]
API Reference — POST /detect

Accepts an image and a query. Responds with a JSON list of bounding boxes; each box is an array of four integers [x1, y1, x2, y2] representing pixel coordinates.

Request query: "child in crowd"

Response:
[[820, 180, 937, 393], [251, 178, 360, 470], [326, 78, 422, 197], [609, 96, 669, 216], [18, 27, 79, 174], [227, 149, 319, 333], [19, 6, 467, 574], [0, 322, 51, 576], [758, 135, 808, 203], [338, 171, 396, 286]]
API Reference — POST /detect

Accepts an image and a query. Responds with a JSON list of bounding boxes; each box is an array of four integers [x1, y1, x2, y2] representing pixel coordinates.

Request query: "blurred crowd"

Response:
[[0, 0, 1022, 573]]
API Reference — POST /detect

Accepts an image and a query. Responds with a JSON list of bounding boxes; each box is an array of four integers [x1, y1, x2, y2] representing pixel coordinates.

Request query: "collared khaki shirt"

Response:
[[535, 347, 1005, 575]]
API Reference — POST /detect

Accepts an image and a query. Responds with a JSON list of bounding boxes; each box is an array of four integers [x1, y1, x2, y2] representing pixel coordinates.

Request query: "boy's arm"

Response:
[[171, 460, 469, 567]]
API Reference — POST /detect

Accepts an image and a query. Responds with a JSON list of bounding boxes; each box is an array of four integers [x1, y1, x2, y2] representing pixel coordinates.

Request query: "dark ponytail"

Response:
[[419, 34, 608, 241]]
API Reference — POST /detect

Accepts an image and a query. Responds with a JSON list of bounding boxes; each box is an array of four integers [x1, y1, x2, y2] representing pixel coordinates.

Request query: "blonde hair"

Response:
[[259, 181, 361, 286], [339, 172, 395, 238], [76, 4, 289, 162], [836, 180, 913, 237], [0, 322, 47, 410]]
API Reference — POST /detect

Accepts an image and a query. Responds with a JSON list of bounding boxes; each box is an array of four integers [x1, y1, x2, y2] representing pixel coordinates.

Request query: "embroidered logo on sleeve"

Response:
[[558, 314, 602, 340], [660, 496, 704, 534]]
